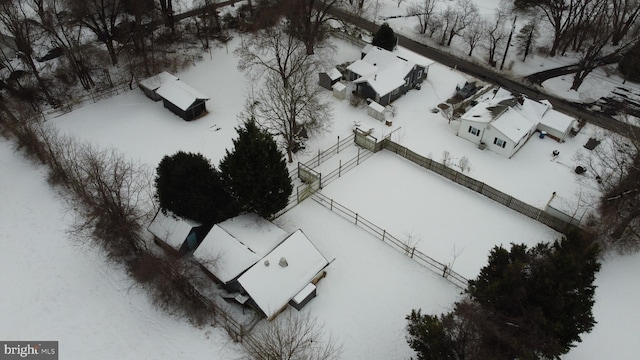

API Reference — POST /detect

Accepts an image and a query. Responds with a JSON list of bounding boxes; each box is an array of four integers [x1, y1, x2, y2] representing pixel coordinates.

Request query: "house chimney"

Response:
[[279, 257, 288, 267], [264, 260, 270, 267], [374, 74, 377, 81]]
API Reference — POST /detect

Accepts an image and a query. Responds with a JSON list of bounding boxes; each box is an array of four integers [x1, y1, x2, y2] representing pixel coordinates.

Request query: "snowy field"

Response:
[[0, 140, 242, 359], [2, 1, 640, 358]]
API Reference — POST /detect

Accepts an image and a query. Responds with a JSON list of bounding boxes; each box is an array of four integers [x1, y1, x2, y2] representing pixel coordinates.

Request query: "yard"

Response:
[[1, 9, 639, 359]]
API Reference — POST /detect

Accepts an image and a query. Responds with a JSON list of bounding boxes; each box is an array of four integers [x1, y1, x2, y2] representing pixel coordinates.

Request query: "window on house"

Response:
[[404, 77, 410, 87], [417, 70, 423, 79], [392, 88, 399, 95], [494, 137, 506, 148], [468, 126, 480, 136]]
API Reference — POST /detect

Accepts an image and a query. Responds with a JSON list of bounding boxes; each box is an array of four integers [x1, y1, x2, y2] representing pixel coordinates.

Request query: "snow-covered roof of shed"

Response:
[[147, 211, 201, 250], [156, 80, 209, 111], [238, 230, 329, 319], [491, 108, 537, 142], [326, 68, 342, 81], [139, 71, 178, 91], [368, 101, 385, 113], [332, 82, 346, 91]]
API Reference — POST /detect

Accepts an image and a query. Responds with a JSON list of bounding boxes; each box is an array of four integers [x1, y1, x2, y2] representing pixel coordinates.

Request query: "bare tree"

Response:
[[68, 0, 124, 65], [0, 0, 56, 105], [576, 124, 640, 252], [515, 18, 540, 62], [569, 2, 634, 90], [462, 18, 485, 56], [243, 312, 341, 360], [530, 0, 580, 56], [445, 0, 478, 47], [283, 0, 340, 55], [611, 0, 640, 46], [407, 0, 439, 35], [236, 22, 332, 162], [30, 0, 96, 90], [484, 9, 508, 67]]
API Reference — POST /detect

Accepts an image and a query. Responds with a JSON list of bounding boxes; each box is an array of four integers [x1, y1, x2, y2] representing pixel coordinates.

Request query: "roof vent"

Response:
[[264, 260, 270, 267], [279, 257, 288, 268]]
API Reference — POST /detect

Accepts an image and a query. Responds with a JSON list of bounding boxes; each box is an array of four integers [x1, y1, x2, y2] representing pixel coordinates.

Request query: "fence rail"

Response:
[[383, 140, 582, 234], [303, 134, 355, 169], [311, 192, 469, 289], [42, 83, 133, 119]]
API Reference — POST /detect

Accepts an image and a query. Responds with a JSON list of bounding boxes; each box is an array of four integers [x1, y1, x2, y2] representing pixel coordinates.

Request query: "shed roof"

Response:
[[326, 68, 342, 81], [147, 211, 201, 250], [237, 230, 329, 319], [368, 101, 385, 113], [156, 80, 209, 111], [332, 82, 346, 92], [139, 71, 178, 91]]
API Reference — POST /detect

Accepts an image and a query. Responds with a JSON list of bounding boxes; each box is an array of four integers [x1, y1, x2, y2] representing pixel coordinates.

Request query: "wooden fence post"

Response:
[[317, 150, 321, 167], [357, 147, 361, 165], [339, 160, 342, 177], [382, 229, 386, 242], [330, 198, 333, 211], [337, 135, 340, 153], [411, 247, 415, 258], [355, 213, 359, 225]]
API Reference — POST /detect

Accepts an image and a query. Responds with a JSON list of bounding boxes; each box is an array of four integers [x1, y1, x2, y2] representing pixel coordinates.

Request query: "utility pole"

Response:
[[500, 16, 517, 70]]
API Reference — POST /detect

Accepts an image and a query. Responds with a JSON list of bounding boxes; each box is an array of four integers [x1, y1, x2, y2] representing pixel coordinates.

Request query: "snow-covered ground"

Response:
[[0, 140, 242, 359], [2, 4, 639, 358]]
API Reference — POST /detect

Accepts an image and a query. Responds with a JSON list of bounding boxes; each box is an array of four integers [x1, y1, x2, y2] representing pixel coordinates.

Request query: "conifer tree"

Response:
[[372, 22, 397, 51], [219, 119, 293, 218], [155, 151, 236, 225], [407, 232, 600, 360]]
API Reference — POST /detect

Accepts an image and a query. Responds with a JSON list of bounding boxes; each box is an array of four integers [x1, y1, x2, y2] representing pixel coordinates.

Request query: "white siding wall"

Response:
[[457, 119, 486, 145], [482, 126, 516, 158]]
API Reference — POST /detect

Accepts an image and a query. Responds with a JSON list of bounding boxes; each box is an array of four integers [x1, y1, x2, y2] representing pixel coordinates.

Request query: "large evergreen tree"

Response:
[[155, 151, 236, 225], [372, 22, 397, 51], [219, 119, 293, 218], [407, 232, 600, 360]]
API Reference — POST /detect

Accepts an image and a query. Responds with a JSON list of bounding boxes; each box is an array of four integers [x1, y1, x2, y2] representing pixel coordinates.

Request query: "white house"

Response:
[[237, 229, 330, 320], [457, 88, 576, 158], [194, 213, 287, 291], [193, 214, 330, 319]]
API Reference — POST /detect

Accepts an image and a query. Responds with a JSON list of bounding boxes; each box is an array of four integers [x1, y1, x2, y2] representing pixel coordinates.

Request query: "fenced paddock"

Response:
[[383, 140, 581, 234], [311, 192, 468, 290]]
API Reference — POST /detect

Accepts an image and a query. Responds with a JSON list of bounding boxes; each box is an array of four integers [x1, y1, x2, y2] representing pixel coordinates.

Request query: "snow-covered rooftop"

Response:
[[147, 211, 201, 250], [369, 101, 385, 113], [326, 67, 342, 81], [491, 107, 537, 142], [156, 79, 209, 111], [332, 82, 346, 91], [237, 230, 329, 319], [194, 225, 261, 283], [349, 46, 424, 97], [139, 71, 178, 91], [218, 213, 287, 257], [194, 214, 287, 283]]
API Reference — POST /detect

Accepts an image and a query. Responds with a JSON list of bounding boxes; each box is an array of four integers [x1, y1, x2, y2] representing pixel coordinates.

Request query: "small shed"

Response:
[[332, 82, 347, 100], [289, 283, 317, 311], [319, 68, 342, 90], [139, 71, 178, 101], [156, 79, 209, 121], [367, 101, 386, 121], [147, 210, 208, 256]]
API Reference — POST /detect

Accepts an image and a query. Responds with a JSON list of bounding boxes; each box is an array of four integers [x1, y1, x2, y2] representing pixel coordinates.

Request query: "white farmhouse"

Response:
[[457, 88, 575, 158]]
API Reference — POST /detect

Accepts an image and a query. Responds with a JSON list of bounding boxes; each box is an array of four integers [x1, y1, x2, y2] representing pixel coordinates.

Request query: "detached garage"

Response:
[[156, 80, 210, 121]]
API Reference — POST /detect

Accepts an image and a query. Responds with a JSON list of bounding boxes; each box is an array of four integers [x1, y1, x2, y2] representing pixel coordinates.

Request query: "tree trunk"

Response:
[[611, 207, 640, 239]]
